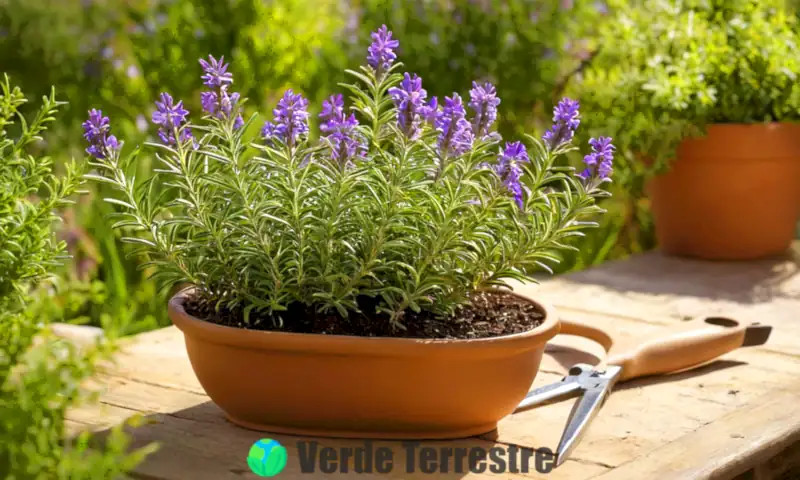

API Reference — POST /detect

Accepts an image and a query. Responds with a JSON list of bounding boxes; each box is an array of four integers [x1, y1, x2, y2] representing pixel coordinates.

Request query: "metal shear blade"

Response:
[[514, 363, 623, 467]]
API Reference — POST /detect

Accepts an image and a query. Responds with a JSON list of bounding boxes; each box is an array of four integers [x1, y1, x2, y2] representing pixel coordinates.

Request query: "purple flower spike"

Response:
[[319, 94, 345, 134], [388, 73, 427, 139], [420, 97, 439, 125], [261, 89, 310, 148], [82, 109, 120, 159], [152, 92, 193, 146], [495, 141, 530, 209], [434, 94, 474, 158], [199, 55, 233, 88], [578, 136, 615, 181], [542, 97, 580, 149], [468, 81, 501, 139], [318, 94, 366, 167], [200, 91, 218, 115], [199, 55, 244, 130], [367, 25, 400, 76]]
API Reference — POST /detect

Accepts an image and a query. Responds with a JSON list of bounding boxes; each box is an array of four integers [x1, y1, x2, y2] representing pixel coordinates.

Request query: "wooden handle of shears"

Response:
[[559, 317, 771, 382]]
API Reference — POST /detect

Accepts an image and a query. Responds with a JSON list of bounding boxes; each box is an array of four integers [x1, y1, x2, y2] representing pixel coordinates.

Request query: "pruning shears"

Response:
[[513, 315, 772, 467]]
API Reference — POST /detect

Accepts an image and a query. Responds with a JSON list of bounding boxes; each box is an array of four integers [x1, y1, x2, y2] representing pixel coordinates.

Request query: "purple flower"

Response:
[[434, 94, 474, 158], [388, 73, 427, 139], [82, 109, 120, 159], [200, 91, 217, 114], [319, 94, 366, 167], [319, 94, 345, 134], [199, 55, 244, 129], [542, 97, 580, 149], [152, 92, 193, 146], [199, 55, 233, 88], [261, 89, 310, 148], [420, 97, 439, 125], [495, 141, 530, 209], [367, 25, 400, 75], [468, 81, 501, 139], [578, 136, 614, 181]]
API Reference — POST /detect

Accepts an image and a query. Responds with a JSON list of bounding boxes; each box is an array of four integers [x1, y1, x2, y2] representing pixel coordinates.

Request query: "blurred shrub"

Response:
[[559, 0, 800, 262], [0, 75, 156, 478], [573, 0, 800, 176]]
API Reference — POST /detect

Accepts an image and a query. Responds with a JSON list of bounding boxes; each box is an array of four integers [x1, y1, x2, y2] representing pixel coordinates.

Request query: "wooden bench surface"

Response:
[[66, 244, 800, 479]]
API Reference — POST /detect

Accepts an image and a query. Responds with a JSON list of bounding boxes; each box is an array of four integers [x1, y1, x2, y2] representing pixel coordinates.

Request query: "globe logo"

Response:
[[247, 438, 288, 477]]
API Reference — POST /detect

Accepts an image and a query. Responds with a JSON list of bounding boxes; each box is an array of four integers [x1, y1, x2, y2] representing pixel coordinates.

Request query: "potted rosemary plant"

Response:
[[83, 26, 614, 438], [574, 0, 800, 260]]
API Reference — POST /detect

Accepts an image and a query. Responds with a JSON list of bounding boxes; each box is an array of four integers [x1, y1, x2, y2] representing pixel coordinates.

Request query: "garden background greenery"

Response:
[[4, 0, 800, 336], [3, 0, 800, 477]]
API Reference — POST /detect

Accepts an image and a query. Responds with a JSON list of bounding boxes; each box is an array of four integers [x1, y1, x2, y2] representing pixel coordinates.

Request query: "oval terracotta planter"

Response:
[[169, 289, 560, 439], [647, 123, 800, 260]]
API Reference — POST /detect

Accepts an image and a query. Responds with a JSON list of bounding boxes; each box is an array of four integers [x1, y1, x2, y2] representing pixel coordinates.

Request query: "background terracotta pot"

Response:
[[169, 289, 560, 439], [647, 123, 800, 260]]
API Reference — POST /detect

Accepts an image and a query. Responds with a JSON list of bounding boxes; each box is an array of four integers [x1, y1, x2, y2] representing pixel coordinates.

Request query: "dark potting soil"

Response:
[[183, 290, 545, 340]]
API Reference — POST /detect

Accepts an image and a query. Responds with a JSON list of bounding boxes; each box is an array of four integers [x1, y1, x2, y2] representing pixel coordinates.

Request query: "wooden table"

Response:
[[66, 245, 800, 479]]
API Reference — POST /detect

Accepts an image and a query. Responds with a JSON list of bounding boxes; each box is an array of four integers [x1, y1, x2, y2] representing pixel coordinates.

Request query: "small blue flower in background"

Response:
[[83, 109, 119, 159], [135, 114, 148, 133], [127, 65, 140, 79], [542, 97, 580, 149], [261, 90, 310, 148]]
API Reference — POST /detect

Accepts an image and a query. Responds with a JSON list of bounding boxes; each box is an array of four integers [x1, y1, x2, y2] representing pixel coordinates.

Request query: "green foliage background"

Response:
[[0, 76, 156, 479], [0, 0, 610, 334], [2, 0, 798, 475], [2, 0, 799, 335]]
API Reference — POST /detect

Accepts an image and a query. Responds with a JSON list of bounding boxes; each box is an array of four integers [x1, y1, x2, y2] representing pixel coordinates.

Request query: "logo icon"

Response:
[[247, 438, 288, 477]]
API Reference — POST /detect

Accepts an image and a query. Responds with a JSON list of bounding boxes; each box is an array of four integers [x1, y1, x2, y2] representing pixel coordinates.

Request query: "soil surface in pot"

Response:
[[184, 291, 544, 340]]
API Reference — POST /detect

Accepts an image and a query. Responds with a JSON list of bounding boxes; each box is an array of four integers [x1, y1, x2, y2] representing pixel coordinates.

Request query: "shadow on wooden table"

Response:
[[481, 357, 747, 448], [542, 343, 746, 385], [616, 358, 747, 391], [557, 247, 800, 304], [89, 400, 542, 480]]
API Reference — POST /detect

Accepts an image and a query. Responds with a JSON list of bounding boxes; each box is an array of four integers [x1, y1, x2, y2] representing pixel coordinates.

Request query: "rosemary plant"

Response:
[[84, 26, 614, 332]]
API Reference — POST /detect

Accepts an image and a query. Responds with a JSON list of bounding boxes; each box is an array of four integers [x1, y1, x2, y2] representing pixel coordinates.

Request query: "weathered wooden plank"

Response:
[[67, 376, 607, 479], [592, 389, 800, 480], [491, 360, 800, 468], [117, 413, 607, 480], [747, 439, 800, 480], [514, 244, 800, 358], [50, 323, 105, 346], [547, 307, 800, 377]]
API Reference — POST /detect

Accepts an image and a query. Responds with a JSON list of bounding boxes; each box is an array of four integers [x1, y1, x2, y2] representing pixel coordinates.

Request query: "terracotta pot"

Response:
[[169, 289, 560, 439], [647, 123, 800, 260]]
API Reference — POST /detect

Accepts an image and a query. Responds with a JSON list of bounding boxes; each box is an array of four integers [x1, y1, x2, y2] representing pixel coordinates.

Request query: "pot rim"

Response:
[[169, 287, 560, 357]]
